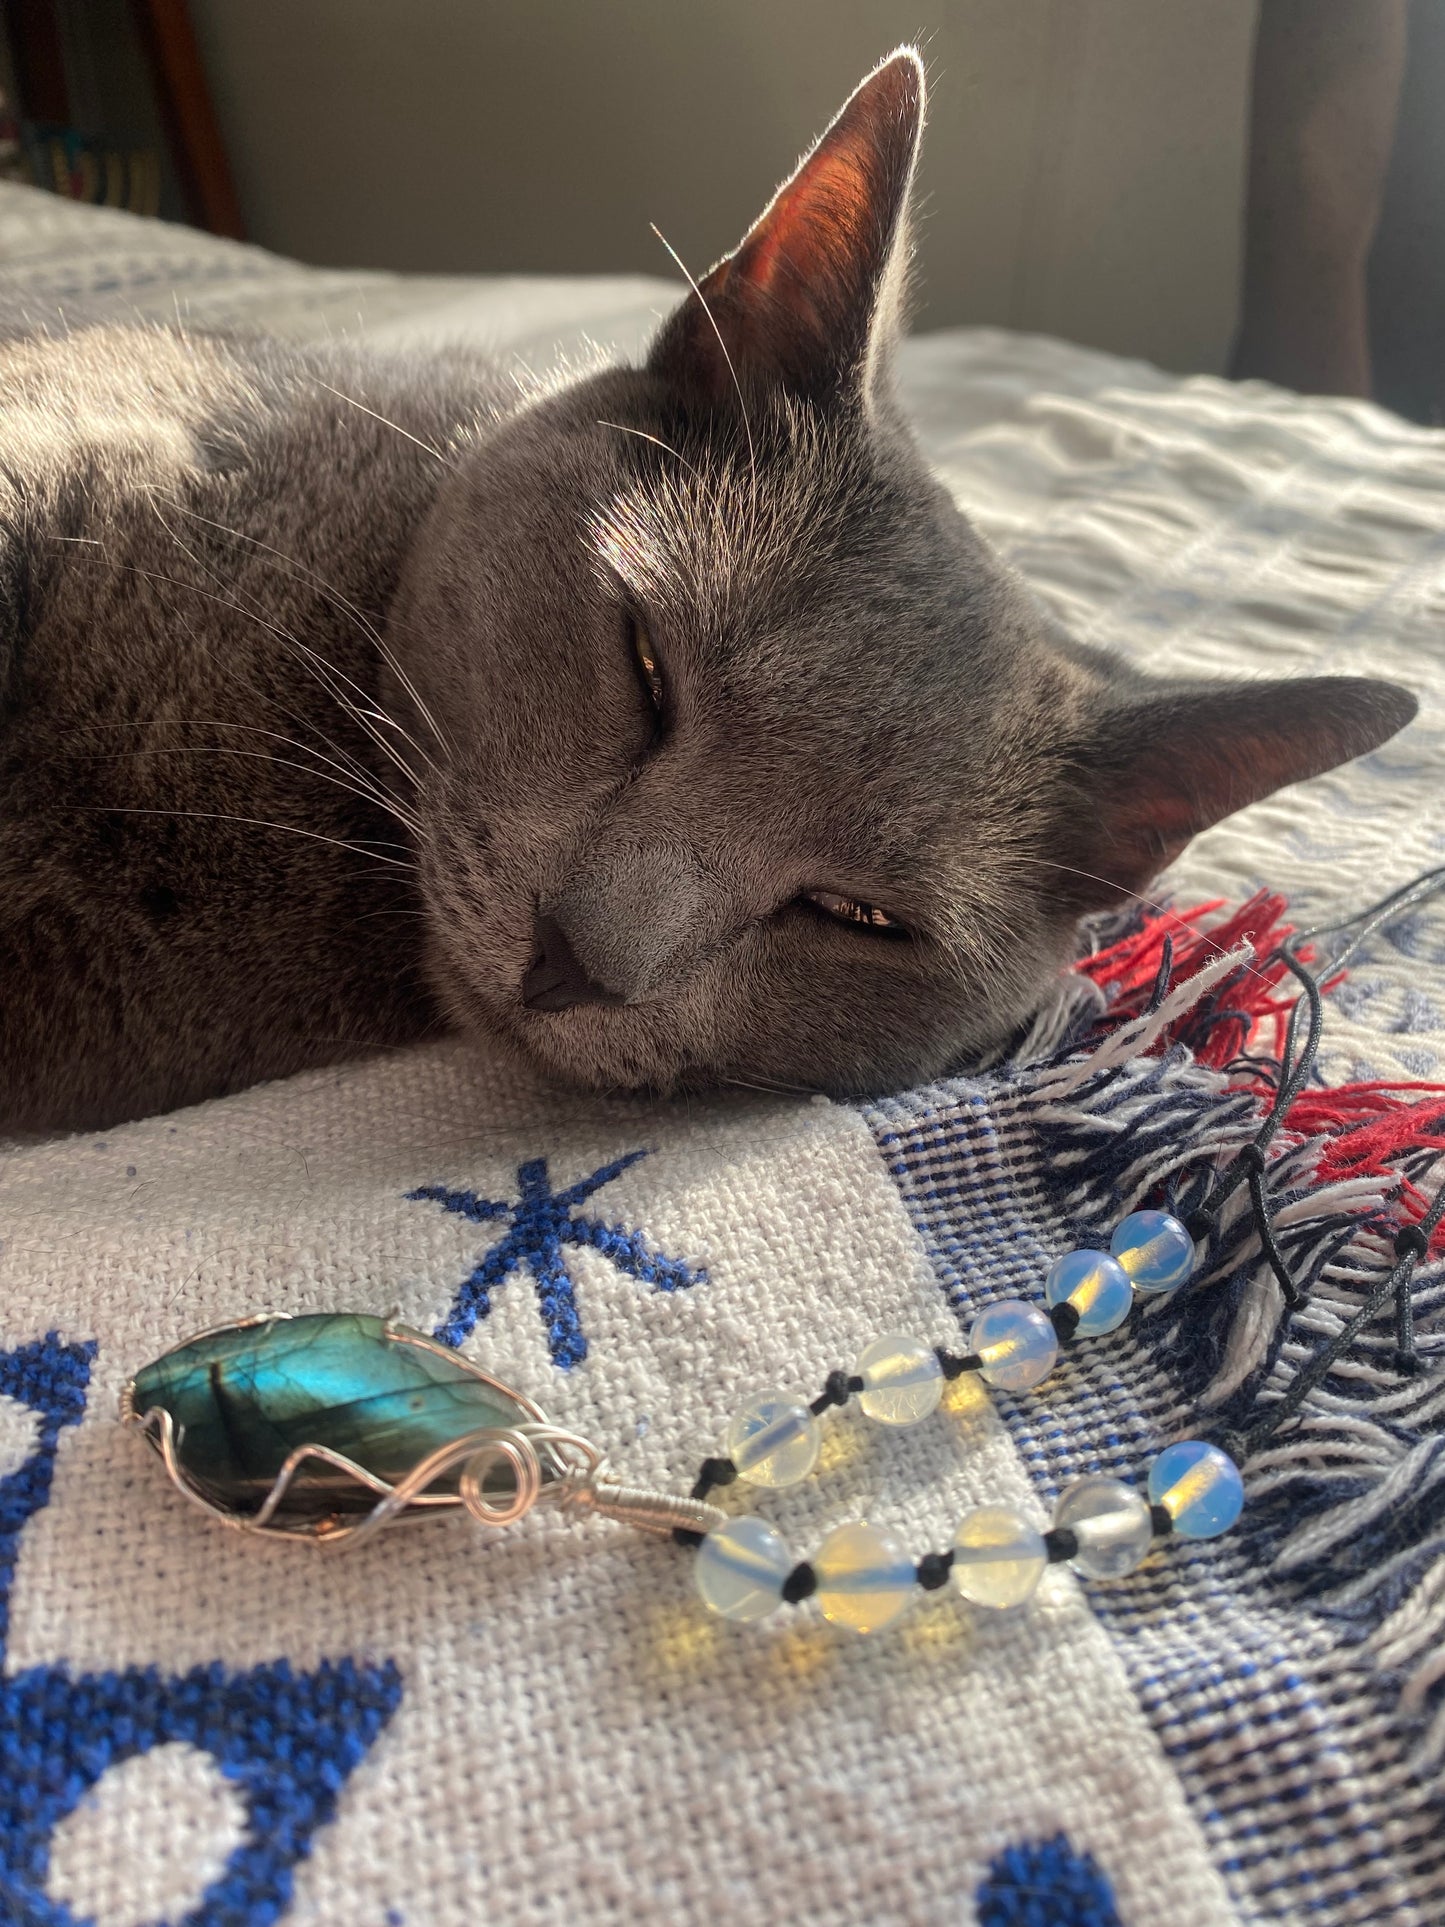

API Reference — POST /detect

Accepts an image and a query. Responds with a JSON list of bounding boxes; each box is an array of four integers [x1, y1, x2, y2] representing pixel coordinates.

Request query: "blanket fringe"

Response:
[[999, 896, 1445, 1763]]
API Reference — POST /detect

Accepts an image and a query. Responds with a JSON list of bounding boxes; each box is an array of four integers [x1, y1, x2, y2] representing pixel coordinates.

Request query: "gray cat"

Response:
[[0, 50, 1415, 1132]]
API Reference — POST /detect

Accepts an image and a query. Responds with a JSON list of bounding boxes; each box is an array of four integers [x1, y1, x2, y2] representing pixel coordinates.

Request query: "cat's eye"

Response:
[[803, 890, 910, 937], [629, 615, 665, 713]]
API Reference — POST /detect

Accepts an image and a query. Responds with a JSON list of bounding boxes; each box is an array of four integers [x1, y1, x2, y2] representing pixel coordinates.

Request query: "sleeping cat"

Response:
[[0, 50, 1416, 1132]]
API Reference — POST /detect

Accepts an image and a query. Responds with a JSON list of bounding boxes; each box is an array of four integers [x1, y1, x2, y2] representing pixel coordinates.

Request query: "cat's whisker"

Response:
[[140, 497, 439, 782], [132, 510, 436, 792], [63, 803, 417, 869], [95, 557, 409, 804], [155, 497, 453, 761], [56, 540, 422, 801], [1017, 856, 1285, 991], [75, 717, 420, 828], [72, 745, 423, 837], [343, 906, 434, 930], [596, 420, 704, 483], [312, 378, 453, 466], [649, 222, 758, 506], [721, 1074, 820, 1099], [256, 619, 432, 789]]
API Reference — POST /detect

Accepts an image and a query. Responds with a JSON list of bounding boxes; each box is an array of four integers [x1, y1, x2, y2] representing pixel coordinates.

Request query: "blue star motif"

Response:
[[409, 1150, 707, 1368], [0, 1334, 403, 1925]]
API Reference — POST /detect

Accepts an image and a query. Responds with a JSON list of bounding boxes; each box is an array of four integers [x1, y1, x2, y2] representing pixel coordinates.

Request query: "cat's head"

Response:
[[391, 48, 1415, 1097]]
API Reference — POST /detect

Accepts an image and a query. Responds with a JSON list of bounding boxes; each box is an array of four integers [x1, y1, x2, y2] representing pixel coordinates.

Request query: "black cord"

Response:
[[1221, 1188, 1445, 1464], [1186, 943, 1325, 1243], [1145, 935, 1176, 1015]]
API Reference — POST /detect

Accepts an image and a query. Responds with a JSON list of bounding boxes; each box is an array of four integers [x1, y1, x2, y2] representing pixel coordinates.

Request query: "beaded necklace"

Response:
[[677, 1207, 1227, 1637], [124, 867, 1445, 1635]]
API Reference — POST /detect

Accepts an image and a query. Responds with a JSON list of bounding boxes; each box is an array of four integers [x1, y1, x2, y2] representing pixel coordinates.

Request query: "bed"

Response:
[[1, 182, 1442, 1927]]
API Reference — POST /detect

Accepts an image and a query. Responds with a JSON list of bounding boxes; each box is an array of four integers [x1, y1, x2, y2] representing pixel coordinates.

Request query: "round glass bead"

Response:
[[855, 1333, 944, 1426], [694, 1516, 793, 1623], [813, 1521, 917, 1634], [1110, 1210, 1196, 1294], [950, 1505, 1048, 1610], [1148, 1440, 1245, 1539], [968, 1300, 1058, 1391], [1053, 1475, 1155, 1578], [725, 1393, 820, 1488], [1044, 1250, 1134, 1336]]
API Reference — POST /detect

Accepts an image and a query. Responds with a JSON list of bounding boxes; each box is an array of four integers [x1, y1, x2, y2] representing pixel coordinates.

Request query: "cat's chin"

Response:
[[429, 962, 693, 1097], [466, 1003, 1006, 1107]]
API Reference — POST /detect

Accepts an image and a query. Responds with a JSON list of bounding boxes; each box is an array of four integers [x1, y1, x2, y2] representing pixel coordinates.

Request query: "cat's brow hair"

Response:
[[588, 403, 859, 628]]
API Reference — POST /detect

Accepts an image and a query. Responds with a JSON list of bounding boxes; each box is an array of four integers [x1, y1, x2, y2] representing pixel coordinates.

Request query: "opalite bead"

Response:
[[1148, 1440, 1244, 1539], [726, 1393, 820, 1488], [1044, 1250, 1134, 1336], [968, 1300, 1058, 1391], [813, 1521, 917, 1634], [1109, 1210, 1196, 1294], [1054, 1475, 1155, 1578], [694, 1516, 793, 1622], [129, 1312, 535, 1523], [855, 1333, 944, 1426], [950, 1505, 1048, 1610]]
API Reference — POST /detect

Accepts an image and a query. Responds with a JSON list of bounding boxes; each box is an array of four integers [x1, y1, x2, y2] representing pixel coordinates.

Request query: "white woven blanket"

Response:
[[2, 186, 1443, 1927]]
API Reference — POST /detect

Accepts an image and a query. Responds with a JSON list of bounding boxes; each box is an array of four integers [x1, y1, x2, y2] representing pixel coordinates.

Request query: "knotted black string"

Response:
[[1181, 864, 1445, 1462]]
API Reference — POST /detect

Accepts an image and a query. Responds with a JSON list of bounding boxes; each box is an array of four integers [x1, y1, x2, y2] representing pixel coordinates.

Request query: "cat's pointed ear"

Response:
[[647, 48, 923, 407], [1053, 676, 1417, 910]]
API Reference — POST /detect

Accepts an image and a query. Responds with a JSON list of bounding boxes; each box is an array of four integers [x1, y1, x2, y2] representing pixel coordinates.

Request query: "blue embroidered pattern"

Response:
[[975, 1833, 1123, 1927], [0, 1334, 403, 1926], [410, 1151, 707, 1368]]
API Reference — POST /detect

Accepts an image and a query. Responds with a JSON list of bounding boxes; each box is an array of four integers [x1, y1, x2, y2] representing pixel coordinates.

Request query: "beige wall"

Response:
[[191, 0, 1256, 374]]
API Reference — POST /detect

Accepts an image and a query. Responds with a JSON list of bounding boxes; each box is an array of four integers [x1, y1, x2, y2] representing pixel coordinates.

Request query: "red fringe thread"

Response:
[[1075, 890, 1445, 1251]]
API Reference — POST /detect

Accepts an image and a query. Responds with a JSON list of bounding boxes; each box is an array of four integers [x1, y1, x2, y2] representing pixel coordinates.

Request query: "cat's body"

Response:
[[0, 53, 1417, 1131], [0, 328, 493, 1127]]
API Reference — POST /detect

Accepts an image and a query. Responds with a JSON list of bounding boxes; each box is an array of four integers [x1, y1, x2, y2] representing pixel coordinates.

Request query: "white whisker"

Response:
[[75, 744, 422, 836], [1017, 856, 1282, 992], [65, 803, 417, 868], [156, 498, 453, 761], [650, 222, 758, 497], [76, 717, 417, 821], [722, 1074, 819, 1099], [313, 378, 451, 464], [133, 504, 436, 793], [596, 420, 703, 482], [61, 544, 418, 799]]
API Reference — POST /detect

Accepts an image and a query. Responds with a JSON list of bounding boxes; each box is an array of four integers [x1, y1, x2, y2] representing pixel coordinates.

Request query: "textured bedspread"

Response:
[[1, 185, 1443, 1927]]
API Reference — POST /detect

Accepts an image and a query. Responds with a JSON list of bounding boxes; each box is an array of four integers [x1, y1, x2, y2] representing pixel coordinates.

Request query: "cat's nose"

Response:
[[521, 914, 628, 1013]]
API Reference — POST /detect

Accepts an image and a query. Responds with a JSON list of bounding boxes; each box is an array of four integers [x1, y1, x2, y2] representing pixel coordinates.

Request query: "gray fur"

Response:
[[0, 51, 1416, 1130]]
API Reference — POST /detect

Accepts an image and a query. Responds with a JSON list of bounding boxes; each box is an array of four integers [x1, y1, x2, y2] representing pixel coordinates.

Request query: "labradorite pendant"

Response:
[[125, 1312, 547, 1537], [125, 1311, 725, 1548]]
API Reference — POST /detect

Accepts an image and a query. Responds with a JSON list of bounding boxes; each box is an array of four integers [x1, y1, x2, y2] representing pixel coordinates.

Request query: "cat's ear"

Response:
[[1053, 676, 1417, 909], [647, 48, 923, 407]]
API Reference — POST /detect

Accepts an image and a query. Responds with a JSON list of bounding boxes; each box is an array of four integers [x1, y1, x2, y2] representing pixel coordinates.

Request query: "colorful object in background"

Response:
[[9, 114, 161, 215]]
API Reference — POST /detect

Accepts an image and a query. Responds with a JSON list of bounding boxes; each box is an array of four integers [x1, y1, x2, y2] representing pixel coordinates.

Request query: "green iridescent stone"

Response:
[[130, 1312, 534, 1524]]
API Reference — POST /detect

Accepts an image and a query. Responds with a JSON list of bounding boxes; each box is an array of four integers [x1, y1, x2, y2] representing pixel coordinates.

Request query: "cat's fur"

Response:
[[0, 52, 1416, 1131]]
